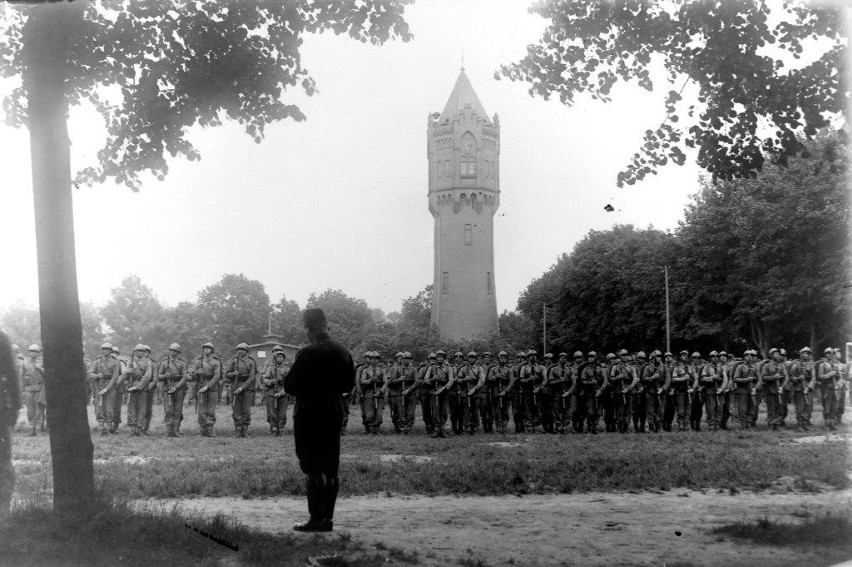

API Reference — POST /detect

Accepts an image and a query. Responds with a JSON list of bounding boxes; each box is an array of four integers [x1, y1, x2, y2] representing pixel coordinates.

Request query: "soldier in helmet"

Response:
[[487, 351, 513, 434], [478, 352, 495, 433], [627, 351, 647, 433], [578, 351, 605, 433], [717, 351, 733, 430], [89, 343, 120, 435], [11, 344, 24, 399], [396, 352, 419, 435], [669, 351, 692, 431], [448, 351, 465, 434], [510, 352, 525, 432], [834, 348, 848, 425], [457, 352, 485, 435], [760, 348, 788, 431], [641, 351, 666, 432], [359, 351, 387, 434], [563, 351, 584, 433], [261, 346, 289, 436], [423, 350, 455, 438], [548, 353, 569, 434], [697, 351, 725, 431], [386, 352, 406, 433], [607, 350, 634, 433], [193, 342, 222, 437], [686, 352, 704, 431], [784, 347, 816, 431], [125, 344, 155, 436], [20, 344, 46, 436], [517, 350, 546, 432], [732, 350, 760, 429], [158, 343, 189, 437], [225, 343, 257, 437], [1, 331, 22, 520], [816, 347, 841, 430], [418, 353, 436, 434]]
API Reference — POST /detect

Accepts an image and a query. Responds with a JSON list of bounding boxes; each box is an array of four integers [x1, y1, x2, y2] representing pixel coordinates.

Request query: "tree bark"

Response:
[[21, 1, 95, 517]]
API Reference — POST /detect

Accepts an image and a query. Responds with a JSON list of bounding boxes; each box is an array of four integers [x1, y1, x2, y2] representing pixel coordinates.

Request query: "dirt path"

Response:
[[141, 489, 852, 567]]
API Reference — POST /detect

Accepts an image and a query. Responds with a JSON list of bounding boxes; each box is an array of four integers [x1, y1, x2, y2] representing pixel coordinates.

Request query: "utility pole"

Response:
[[664, 266, 671, 354], [542, 302, 547, 355]]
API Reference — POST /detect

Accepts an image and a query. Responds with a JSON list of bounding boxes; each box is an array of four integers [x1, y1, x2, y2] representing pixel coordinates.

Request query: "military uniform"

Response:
[[359, 357, 386, 434], [193, 343, 222, 437], [641, 353, 666, 432], [564, 352, 585, 433], [89, 344, 121, 435], [537, 353, 555, 433], [670, 352, 692, 431], [787, 348, 816, 431], [547, 355, 569, 434], [125, 345, 155, 436], [111, 347, 127, 432], [607, 352, 634, 433], [517, 353, 546, 432], [418, 357, 435, 434], [510, 356, 525, 432], [661, 353, 676, 431], [577, 353, 604, 433], [487, 354, 513, 434], [449, 353, 464, 434], [261, 351, 289, 436], [225, 344, 257, 437], [628, 354, 647, 433], [687, 353, 703, 431], [457, 354, 484, 435], [20, 346, 46, 435], [697, 352, 724, 431], [158, 345, 189, 437], [386, 354, 406, 433], [760, 349, 788, 430], [388, 353, 418, 434], [424, 354, 454, 437], [816, 349, 841, 430], [732, 352, 759, 430], [718, 352, 733, 429]]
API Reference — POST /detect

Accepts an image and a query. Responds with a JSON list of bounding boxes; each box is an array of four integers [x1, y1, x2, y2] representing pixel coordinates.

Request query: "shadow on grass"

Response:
[[0, 495, 415, 567], [713, 513, 852, 549]]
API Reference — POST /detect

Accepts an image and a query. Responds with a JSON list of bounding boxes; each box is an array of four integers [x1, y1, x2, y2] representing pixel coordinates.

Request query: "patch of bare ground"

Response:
[[139, 488, 852, 567]]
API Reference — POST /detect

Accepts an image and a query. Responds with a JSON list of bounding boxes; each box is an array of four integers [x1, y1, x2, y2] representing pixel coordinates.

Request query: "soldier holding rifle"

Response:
[[90, 342, 120, 436], [424, 350, 455, 438], [225, 343, 257, 438], [488, 351, 514, 434], [261, 346, 289, 436], [125, 344, 154, 436], [785, 347, 816, 431], [158, 343, 189, 437], [358, 352, 386, 435], [193, 342, 221, 437]]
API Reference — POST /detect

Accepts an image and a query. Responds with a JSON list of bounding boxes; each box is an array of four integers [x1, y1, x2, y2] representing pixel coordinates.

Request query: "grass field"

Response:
[[10, 402, 851, 501]]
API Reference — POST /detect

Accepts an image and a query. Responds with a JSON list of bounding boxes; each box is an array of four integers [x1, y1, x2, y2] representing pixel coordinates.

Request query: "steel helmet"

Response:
[[573, 351, 584, 358], [202, 342, 215, 352], [235, 343, 249, 352], [636, 351, 647, 359], [169, 343, 182, 352], [101, 342, 113, 350], [133, 344, 146, 352], [28, 344, 41, 352]]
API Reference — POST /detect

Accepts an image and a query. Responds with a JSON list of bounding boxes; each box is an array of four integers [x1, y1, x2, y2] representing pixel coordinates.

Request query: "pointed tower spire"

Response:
[[440, 69, 490, 123]]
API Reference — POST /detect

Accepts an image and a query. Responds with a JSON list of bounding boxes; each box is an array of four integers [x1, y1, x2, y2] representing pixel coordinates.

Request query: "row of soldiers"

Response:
[[13, 341, 292, 438], [12, 341, 849, 439], [354, 347, 850, 437]]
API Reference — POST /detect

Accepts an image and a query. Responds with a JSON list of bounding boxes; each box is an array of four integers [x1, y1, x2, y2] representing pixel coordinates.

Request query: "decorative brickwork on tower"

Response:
[[428, 69, 500, 340]]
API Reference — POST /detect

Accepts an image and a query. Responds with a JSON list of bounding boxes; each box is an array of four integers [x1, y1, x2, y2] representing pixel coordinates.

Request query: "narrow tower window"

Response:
[[486, 272, 492, 294], [442, 272, 449, 294], [464, 224, 472, 245], [460, 157, 476, 178]]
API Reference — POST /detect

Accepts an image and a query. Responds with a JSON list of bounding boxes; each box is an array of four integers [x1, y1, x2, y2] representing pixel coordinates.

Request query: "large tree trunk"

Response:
[[21, 1, 95, 517]]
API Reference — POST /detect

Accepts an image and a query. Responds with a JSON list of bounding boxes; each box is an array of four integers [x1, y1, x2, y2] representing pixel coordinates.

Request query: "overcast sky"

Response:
[[0, 0, 705, 316]]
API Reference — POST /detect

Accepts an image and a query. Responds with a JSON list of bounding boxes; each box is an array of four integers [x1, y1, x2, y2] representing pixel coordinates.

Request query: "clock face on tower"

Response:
[[460, 139, 474, 154]]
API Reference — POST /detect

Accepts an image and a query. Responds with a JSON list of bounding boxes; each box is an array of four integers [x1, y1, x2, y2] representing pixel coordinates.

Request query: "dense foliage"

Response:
[[498, 0, 844, 186], [515, 131, 850, 355]]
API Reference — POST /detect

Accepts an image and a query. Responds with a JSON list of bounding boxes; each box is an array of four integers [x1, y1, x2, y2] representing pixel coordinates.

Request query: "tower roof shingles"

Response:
[[440, 69, 490, 123]]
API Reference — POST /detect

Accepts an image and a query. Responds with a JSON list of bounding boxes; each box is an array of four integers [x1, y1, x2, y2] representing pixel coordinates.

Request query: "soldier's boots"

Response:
[[100, 424, 109, 436], [29, 426, 37, 437], [293, 477, 328, 532], [273, 428, 281, 437], [166, 425, 177, 438]]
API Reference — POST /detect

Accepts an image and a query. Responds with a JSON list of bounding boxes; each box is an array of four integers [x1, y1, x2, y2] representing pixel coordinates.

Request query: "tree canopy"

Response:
[[516, 130, 849, 355], [498, 0, 844, 186], [0, 0, 412, 188]]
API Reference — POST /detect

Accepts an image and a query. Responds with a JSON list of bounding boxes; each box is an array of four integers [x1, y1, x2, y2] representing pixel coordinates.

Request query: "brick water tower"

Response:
[[427, 69, 500, 340]]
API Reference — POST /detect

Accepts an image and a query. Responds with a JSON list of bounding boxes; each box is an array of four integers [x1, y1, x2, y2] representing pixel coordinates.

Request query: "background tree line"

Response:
[[512, 131, 850, 357]]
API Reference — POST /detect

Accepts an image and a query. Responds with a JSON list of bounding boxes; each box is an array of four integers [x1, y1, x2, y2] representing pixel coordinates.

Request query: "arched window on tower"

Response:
[[460, 156, 476, 178]]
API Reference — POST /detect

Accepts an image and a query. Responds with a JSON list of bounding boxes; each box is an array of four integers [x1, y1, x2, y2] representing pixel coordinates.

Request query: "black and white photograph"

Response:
[[0, 0, 849, 565]]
